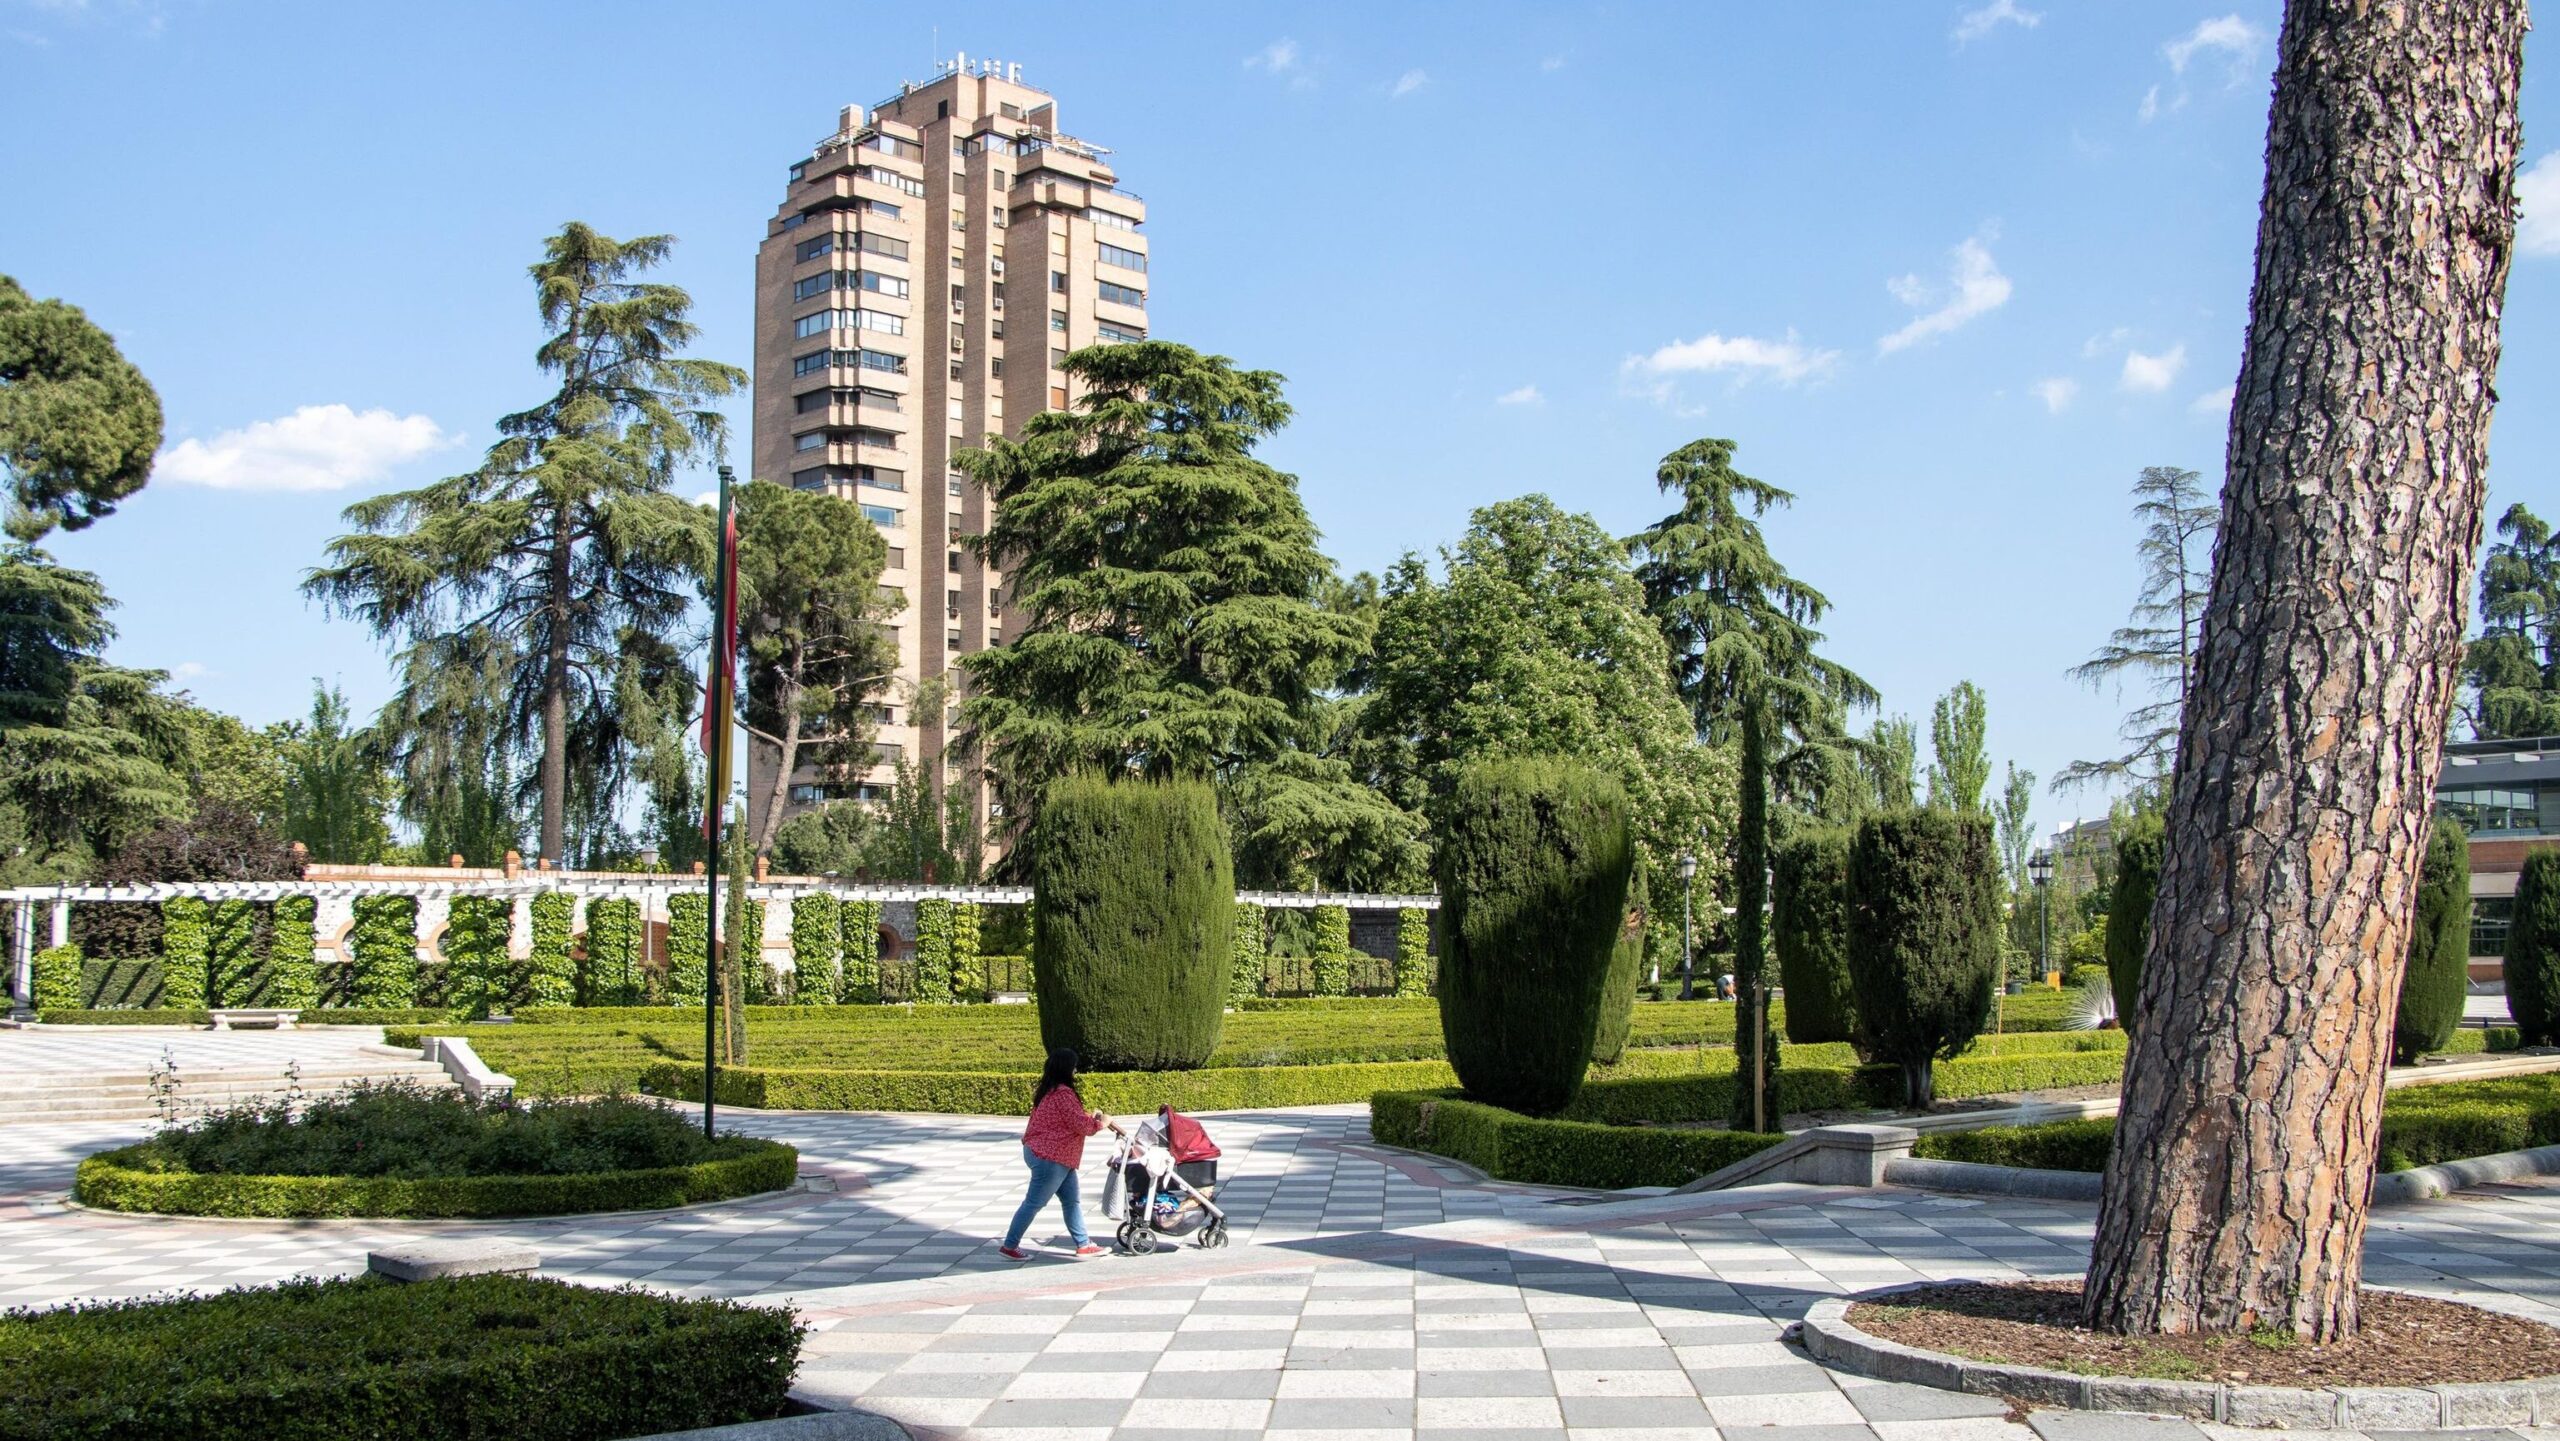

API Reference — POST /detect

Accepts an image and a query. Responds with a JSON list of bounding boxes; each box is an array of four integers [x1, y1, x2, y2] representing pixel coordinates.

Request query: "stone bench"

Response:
[[367, 1239, 540, 1283], [206, 1009, 301, 1031]]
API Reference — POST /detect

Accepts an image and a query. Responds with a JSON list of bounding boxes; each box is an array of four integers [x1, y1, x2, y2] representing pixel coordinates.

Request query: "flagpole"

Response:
[[702, 464, 737, 1140]]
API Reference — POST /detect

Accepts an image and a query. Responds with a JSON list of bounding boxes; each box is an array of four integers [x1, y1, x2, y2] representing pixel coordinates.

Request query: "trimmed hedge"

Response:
[[1436, 757, 1634, 1115], [1847, 809, 2001, 1107], [2106, 817, 2164, 1032], [348, 895, 420, 1008], [915, 897, 957, 1005], [581, 897, 643, 1006], [1590, 872, 1646, 1067], [269, 896, 320, 1010], [32, 942, 81, 1014], [1773, 826, 1858, 1046], [443, 895, 514, 1019], [790, 893, 841, 1005], [160, 896, 210, 1010], [1394, 906, 1432, 998], [1231, 902, 1267, 1007], [1031, 775, 1231, 1070], [1371, 1089, 1782, 1190], [2508, 851, 2560, 1046], [2395, 818, 2473, 1064], [1914, 1117, 2114, 1171], [1312, 904, 1353, 997], [0, 1272, 801, 1441], [43, 1007, 458, 1026], [840, 898, 882, 1003], [647, 1057, 1459, 1115], [72, 956, 165, 1008], [208, 900, 259, 1010], [526, 892, 576, 1008], [667, 893, 709, 1006], [76, 1140, 797, 1219]]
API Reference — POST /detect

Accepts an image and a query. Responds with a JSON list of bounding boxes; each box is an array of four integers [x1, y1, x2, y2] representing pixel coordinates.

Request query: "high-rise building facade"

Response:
[[747, 57, 1149, 844]]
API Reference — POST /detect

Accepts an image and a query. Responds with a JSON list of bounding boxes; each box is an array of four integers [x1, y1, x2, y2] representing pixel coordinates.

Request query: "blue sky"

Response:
[[4, 0, 2555, 848]]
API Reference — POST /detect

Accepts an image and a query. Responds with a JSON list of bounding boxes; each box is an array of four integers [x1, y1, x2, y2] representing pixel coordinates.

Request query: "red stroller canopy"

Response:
[[1161, 1109, 1221, 1163]]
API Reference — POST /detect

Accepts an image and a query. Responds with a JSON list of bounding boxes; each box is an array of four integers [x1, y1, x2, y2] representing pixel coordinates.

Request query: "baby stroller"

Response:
[[1102, 1108, 1229, 1254]]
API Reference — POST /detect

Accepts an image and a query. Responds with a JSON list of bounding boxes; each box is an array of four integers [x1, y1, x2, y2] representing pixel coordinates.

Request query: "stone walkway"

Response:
[[8, 1036, 2560, 1438]]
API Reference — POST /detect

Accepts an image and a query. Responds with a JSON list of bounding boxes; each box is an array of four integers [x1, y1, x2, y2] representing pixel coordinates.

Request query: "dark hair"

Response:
[[1032, 1047, 1079, 1107]]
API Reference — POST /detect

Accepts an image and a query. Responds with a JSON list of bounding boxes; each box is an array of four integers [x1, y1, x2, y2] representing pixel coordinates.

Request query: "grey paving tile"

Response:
[[1559, 1393, 1718, 1427], [1841, 1378, 2014, 1421], [1135, 1368, 1282, 1399], [1416, 1369, 1555, 1397], [1270, 1396, 1419, 1426], [2028, 1413, 2208, 1441]]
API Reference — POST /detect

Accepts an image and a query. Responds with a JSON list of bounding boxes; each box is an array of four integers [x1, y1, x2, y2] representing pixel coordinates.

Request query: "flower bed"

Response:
[[75, 1086, 798, 1219], [0, 1273, 801, 1441]]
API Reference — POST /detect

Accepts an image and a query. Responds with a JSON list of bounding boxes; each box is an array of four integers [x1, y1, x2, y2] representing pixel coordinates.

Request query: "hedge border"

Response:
[[39, 1007, 462, 1027], [72, 1138, 800, 1220], [643, 1057, 1458, 1115], [1371, 1088, 1783, 1190]]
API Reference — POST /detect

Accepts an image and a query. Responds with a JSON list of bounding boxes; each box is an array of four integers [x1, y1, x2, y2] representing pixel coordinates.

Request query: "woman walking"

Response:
[[1000, 1047, 1108, 1260]]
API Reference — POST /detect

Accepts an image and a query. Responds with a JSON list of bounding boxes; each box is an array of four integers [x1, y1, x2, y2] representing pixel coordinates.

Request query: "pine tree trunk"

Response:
[[754, 658, 805, 858], [1732, 692, 1778, 1131], [2083, 0, 2522, 1340], [539, 521, 574, 867]]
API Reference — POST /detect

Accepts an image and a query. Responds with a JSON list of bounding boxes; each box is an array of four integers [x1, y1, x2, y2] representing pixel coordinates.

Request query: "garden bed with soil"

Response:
[[1848, 1278, 2560, 1388]]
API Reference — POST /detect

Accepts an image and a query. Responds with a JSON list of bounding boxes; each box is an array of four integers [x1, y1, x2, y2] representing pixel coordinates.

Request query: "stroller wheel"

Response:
[[1129, 1226, 1158, 1255], [1198, 1220, 1228, 1250], [1114, 1222, 1137, 1253]]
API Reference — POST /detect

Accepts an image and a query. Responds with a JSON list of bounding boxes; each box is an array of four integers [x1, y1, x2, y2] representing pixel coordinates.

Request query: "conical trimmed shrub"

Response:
[[1590, 858, 1649, 1066], [2105, 819, 2164, 1032], [1031, 775, 1232, 1070], [2507, 850, 2560, 1047], [2393, 818, 2473, 1064], [1774, 827, 1857, 1047], [1846, 808, 2001, 1108], [1435, 756, 1634, 1115]]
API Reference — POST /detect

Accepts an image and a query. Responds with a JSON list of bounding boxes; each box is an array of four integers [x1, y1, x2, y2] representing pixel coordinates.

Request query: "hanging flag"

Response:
[[700, 466, 740, 843]]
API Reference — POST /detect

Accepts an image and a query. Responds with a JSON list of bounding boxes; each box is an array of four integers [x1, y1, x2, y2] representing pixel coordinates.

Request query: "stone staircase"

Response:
[[0, 1052, 455, 1125]]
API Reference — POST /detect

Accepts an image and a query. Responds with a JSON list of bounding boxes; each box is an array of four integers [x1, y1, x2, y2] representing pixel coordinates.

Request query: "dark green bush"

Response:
[[0, 1272, 801, 1441], [2507, 851, 2560, 1046], [73, 956, 163, 1008], [790, 894, 841, 1005], [1031, 775, 1232, 1070], [1435, 757, 1634, 1116], [668, 893, 710, 1006], [1590, 860, 1648, 1066], [1312, 904, 1353, 997], [1773, 826, 1858, 1047], [31, 943, 81, 1013], [1231, 902, 1267, 1006], [526, 892, 576, 1008], [160, 897, 209, 1009], [1914, 1118, 2115, 1171], [1394, 906, 1433, 998], [653, 1057, 1457, 1115], [1846, 808, 2002, 1108], [2394, 818, 2474, 1063], [580, 897, 643, 1006], [2105, 817, 2163, 1032], [2065, 963, 2110, 990], [1370, 1089, 1780, 1189], [348, 895, 421, 1008], [443, 896, 515, 1018]]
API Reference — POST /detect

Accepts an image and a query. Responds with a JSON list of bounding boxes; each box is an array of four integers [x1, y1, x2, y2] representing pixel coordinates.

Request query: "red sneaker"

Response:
[[998, 1246, 1030, 1262], [1073, 1243, 1105, 1258]]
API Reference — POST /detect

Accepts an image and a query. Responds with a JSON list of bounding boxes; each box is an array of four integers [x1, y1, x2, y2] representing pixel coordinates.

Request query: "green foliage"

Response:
[[2394, 818, 2474, 1064], [789, 894, 840, 1005], [915, 898, 957, 1005], [1393, 907, 1432, 998], [1589, 894, 1646, 1066], [957, 342, 1370, 863], [1370, 1090, 1781, 1190], [278, 681, 392, 863], [1031, 776, 1232, 1069], [519, 892, 574, 1008], [347, 895, 420, 1008], [2066, 963, 2111, 989], [0, 1273, 802, 1441], [0, 274, 162, 539], [1925, 681, 1992, 811], [2463, 503, 2560, 739], [657, 1057, 1457, 1115], [1435, 757, 1634, 1115], [267, 895, 319, 1010], [667, 893, 708, 1006], [579, 897, 642, 1007], [1915, 1118, 2116, 1171], [1773, 826, 1859, 1046], [442, 896, 515, 1019], [157, 895, 210, 1010], [1311, 904, 1352, 997], [31, 940, 81, 1012], [305, 223, 740, 865], [1230, 902, 1267, 1006], [2508, 850, 2560, 1046], [1994, 762, 2039, 890], [950, 900, 983, 1000], [1845, 809, 2002, 1107], [839, 898, 882, 1003], [206, 899, 258, 1010], [2105, 817, 2164, 1031]]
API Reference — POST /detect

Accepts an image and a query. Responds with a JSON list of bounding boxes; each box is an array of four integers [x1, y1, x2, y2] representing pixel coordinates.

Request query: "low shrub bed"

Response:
[[75, 1085, 798, 1219], [42, 1007, 459, 1026], [0, 1272, 801, 1441], [647, 1057, 1462, 1114], [1913, 1068, 2560, 1175], [1370, 1089, 1783, 1190]]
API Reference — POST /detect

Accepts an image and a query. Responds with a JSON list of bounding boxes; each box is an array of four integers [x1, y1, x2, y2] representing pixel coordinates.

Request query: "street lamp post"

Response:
[[1677, 852, 1699, 1001], [2028, 848, 2054, 994]]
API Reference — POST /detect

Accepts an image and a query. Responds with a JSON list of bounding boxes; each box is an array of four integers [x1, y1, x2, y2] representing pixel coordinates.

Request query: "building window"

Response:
[[1096, 321, 1146, 345], [946, 592, 963, 620], [1051, 270, 1068, 292], [856, 232, 909, 260], [1096, 241, 1147, 273], [1050, 309, 1067, 332], [947, 549, 964, 571], [860, 199, 901, 219], [885, 546, 905, 569], [950, 359, 964, 380], [949, 472, 966, 496], [858, 348, 905, 373], [855, 271, 908, 298], [2438, 783, 2560, 834], [795, 234, 837, 263], [789, 160, 808, 182], [861, 471, 906, 492], [795, 431, 827, 452], [950, 323, 965, 348], [861, 503, 901, 527], [1050, 385, 1068, 410], [1051, 347, 1067, 368], [858, 165, 927, 198], [990, 357, 1003, 377], [1086, 207, 1139, 232], [948, 629, 964, 649], [950, 283, 965, 311]]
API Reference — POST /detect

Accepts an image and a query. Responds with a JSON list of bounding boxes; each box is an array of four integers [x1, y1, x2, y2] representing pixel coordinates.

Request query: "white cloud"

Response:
[[2031, 377, 2079, 413], [2137, 84, 2163, 122], [1625, 330, 1840, 386], [694, 490, 719, 508], [2519, 153, 2560, 256], [156, 404, 453, 492], [1954, 0, 2041, 44], [2165, 15, 2265, 74], [1244, 38, 1297, 72], [2191, 383, 2236, 415], [1877, 235, 2012, 355], [2120, 344, 2188, 393], [1389, 68, 1428, 99], [1540, 54, 1567, 72], [169, 660, 212, 682], [1495, 384, 1543, 406]]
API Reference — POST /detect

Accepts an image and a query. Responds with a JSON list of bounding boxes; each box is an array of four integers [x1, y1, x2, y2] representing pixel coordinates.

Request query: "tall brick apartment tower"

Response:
[[747, 57, 1150, 847]]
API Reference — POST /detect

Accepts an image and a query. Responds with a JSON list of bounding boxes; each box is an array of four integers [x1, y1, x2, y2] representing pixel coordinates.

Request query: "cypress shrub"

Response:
[[347, 896, 419, 1008], [1773, 827, 1858, 1047], [2394, 818, 2473, 1064], [160, 897, 210, 1009], [268, 896, 320, 1010], [791, 895, 841, 1005], [951, 902, 985, 1000], [840, 899, 882, 1004], [1434, 756, 1634, 1116], [1590, 860, 1650, 1066], [1845, 808, 2002, 1108], [32, 942, 82, 1014], [2106, 818, 2164, 1032], [915, 899, 957, 1005], [1312, 905, 1353, 997], [1229, 903, 1267, 1007], [2508, 851, 2560, 1047], [1393, 906, 1432, 998], [525, 893, 576, 1009], [667, 895, 709, 1006], [208, 901, 259, 1009], [581, 898, 642, 1007], [1030, 775, 1232, 1071], [444, 897, 514, 1019]]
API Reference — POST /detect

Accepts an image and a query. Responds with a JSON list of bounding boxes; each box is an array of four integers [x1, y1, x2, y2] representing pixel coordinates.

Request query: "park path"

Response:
[[5, 1028, 2560, 1439]]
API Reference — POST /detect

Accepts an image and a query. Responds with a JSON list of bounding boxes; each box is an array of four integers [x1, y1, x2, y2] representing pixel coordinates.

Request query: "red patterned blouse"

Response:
[[1023, 1084, 1104, 1168]]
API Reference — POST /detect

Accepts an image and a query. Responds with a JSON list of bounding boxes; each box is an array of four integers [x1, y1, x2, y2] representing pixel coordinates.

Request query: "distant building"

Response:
[[2437, 735, 2560, 975], [746, 55, 1150, 844]]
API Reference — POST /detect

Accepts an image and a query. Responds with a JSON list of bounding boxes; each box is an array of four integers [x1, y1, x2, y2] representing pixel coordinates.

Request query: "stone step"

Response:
[[0, 1062, 448, 1096], [0, 1068, 459, 1124]]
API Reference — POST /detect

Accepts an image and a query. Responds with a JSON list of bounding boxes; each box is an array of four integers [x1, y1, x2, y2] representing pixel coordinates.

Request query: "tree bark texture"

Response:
[[1732, 692, 1778, 1132], [2083, 0, 2522, 1339]]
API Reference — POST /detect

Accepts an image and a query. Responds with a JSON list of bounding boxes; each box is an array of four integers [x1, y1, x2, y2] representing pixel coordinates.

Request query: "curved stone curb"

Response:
[[628, 1405, 910, 1440], [48, 1172, 826, 1228], [2373, 1142, 2560, 1202], [1881, 1143, 2560, 1207], [1798, 1282, 2560, 1428]]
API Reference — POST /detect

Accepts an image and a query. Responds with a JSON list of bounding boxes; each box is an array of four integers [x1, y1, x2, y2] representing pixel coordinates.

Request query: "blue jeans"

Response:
[[1003, 1144, 1090, 1248]]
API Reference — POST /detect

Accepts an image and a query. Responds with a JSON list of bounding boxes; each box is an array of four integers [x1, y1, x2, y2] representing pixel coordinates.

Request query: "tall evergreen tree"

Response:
[[1861, 715, 1918, 810], [2462, 503, 2560, 739], [1993, 762, 2038, 892], [279, 681, 392, 864], [1925, 681, 1991, 811], [2058, 465, 2217, 796], [1625, 437, 1874, 1127], [0, 275, 162, 539], [306, 223, 740, 866]]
